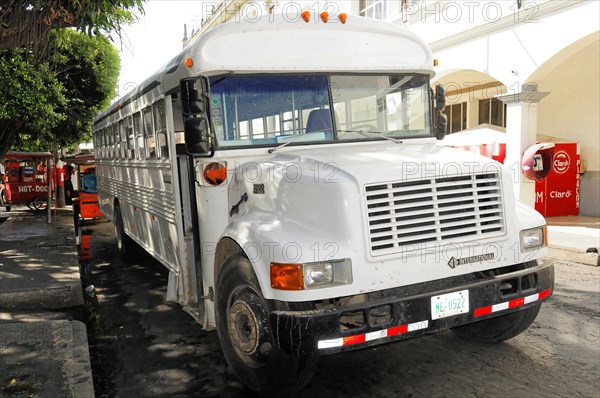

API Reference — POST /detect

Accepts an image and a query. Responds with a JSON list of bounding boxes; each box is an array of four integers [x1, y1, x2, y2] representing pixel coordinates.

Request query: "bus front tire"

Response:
[[114, 204, 135, 261], [215, 254, 318, 398], [451, 303, 542, 343]]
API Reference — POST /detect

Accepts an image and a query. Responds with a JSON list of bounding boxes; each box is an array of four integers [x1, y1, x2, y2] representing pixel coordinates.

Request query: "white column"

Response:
[[497, 84, 549, 208]]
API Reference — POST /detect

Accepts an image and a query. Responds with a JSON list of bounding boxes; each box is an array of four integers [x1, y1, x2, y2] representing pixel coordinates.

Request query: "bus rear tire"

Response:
[[215, 254, 318, 397], [451, 303, 542, 343], [114, 203, 135, 261]]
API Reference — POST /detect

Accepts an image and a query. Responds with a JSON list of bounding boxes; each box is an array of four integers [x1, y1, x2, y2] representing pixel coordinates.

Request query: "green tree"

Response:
[[13, 29, 120, 152], [0, 0, 143, 157], [0, 49, 67, 155], [0, 1, 144, 55]]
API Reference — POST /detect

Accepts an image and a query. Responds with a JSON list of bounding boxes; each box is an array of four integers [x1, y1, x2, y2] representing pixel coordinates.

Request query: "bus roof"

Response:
[[96, 14, 434, 124]]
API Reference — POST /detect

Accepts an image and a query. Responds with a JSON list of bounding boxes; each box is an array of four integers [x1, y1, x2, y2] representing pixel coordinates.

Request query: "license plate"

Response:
[[431, 290, 469, 320]]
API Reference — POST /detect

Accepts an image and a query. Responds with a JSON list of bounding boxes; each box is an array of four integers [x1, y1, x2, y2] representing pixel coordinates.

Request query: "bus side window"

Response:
[[108, 126, 114, 159], [119, 119, 127, 159], [102, 128, 108, 159], [153, 100, 169, 159], [99, 129, 104, 159], [126, 116, 135, 159], [143, 107, 156, 159], [113, 124, 120, 159], [134, 112, 145, 160], [171, 92, 186, 153], [92, 132, 98, 159]]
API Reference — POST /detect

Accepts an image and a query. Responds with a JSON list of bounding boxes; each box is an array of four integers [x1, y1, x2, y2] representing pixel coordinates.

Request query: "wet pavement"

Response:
[[80, 217, 600, 398], [79, 221, 246, 397]]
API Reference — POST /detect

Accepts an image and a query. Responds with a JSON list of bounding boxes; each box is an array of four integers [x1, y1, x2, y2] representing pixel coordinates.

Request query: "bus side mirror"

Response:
[[435, 84, 446, 111], [437, 113, 448, 140], [181, 77, 208, 115], [180, 77, 212, 156], [184, 118, 211, 154], [435, 84, 447, 140]]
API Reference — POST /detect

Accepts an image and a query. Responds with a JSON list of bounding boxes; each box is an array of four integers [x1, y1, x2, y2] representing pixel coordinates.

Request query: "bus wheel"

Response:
[[215, 254, 318, 397], [114, 204, 135, 261], [451, 303, 542, 343]]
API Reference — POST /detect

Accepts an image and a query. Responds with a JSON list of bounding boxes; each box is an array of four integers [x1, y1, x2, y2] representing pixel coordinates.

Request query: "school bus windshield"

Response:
[[208, 74, 432, 149]]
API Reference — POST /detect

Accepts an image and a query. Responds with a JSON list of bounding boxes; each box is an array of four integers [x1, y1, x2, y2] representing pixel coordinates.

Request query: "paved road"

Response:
[[82, 220, 600, 398]]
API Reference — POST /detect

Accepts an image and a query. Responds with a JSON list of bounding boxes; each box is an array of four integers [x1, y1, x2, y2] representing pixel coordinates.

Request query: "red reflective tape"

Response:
[[387, 324, 408, 337], [474, 306, 492, 317], [539, 289, 551, 300], [343, 334, 366, 346], [509, 297, 525, 308]]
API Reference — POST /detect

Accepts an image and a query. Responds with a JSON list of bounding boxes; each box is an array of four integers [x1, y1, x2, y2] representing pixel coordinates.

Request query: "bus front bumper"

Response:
[[270, 260, 554, 356]]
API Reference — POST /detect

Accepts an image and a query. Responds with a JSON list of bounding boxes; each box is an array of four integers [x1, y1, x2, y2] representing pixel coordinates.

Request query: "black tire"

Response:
[[0, 189, 9, 211], [451, 303, 542, 343], [73, 201, 81, 234], [215, 255, 318, 398], [114, 203, 136, 261], [32, 196, 47, 211]]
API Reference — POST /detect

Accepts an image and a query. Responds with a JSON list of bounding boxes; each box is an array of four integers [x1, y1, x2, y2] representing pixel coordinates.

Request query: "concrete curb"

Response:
[[548, 245, 599, 266], [0, 282, 84, 310], [0, 320, 95, 397]]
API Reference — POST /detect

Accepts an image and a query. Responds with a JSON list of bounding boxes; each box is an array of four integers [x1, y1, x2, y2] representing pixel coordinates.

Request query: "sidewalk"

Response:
[[547, 216, 600, 266], [0, 207, 94, 397]]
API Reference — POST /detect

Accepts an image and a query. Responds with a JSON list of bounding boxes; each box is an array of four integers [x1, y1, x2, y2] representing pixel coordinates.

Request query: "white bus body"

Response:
[[93, 14, 553, 396]]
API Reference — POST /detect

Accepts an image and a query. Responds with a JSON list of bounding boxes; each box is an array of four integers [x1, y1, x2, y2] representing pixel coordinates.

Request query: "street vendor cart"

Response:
[[63, 153, 103, 229], [2, 151, 53, 211]]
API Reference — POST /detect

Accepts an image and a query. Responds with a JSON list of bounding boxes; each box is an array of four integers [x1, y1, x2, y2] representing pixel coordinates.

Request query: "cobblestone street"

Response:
[[83, 220, 599, 398]]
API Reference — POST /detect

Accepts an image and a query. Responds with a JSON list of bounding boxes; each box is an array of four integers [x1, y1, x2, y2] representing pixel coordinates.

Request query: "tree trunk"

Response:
[[0, 119, 22, 158]]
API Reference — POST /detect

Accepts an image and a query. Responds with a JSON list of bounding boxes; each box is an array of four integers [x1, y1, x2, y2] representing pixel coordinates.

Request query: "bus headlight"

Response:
[[304, 258, 353, 289], [520, 226, 546, 252], [271, 259, 352, 290]]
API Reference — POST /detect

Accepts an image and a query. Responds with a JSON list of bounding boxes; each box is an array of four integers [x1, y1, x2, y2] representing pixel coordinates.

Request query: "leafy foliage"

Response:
[[0, 0, 145, 54], [2, 30, 120, 154], [0, 0, 141, 156], [0, 49, 67, 154]]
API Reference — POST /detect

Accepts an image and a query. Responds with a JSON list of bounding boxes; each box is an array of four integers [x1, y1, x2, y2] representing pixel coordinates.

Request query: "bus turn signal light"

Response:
[[184, 57, 193, 68], [271, 263, 304, 290], [203, 162, 227, 186], [339, 13, 348, 24]]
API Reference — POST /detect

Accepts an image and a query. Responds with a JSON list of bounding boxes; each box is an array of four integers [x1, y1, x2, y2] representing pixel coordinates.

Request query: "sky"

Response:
[[116, 1, 204, 98], [116, 0, 353, 98]]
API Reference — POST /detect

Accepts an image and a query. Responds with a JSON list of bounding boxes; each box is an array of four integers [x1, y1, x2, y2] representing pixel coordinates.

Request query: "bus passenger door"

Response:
[[171, 91, 205, 323]]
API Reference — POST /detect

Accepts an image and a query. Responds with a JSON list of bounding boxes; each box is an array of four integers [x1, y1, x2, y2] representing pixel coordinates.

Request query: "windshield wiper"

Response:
[[338, 130, 403, 144], [268, 131, 331, 154]]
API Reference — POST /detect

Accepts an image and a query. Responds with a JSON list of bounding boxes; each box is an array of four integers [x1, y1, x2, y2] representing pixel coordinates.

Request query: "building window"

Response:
[[436, 102, 467, 134], [479, 98, 507, 127], [360, 0, 387, 20]]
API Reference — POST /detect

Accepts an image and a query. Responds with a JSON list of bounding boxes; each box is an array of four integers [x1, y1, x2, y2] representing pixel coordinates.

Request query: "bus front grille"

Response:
[[365, 173, 505, 256]]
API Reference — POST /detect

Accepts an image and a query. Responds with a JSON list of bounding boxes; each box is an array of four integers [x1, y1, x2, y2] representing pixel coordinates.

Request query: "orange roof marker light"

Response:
[[339, 13, 348, 24], [433, 59, 439, 67], [302, 11, 311, 23], [184, 57, 193, 68], [320, 12, 329, 23]]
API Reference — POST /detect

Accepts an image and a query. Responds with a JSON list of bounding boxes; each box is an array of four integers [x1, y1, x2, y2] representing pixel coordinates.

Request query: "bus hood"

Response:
[[268, 142, 502, 186], [233, 142, 508, 240]]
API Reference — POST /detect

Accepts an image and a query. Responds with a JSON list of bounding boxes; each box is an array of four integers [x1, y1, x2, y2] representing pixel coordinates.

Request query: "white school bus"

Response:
[[93, 12, 554, 397]]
